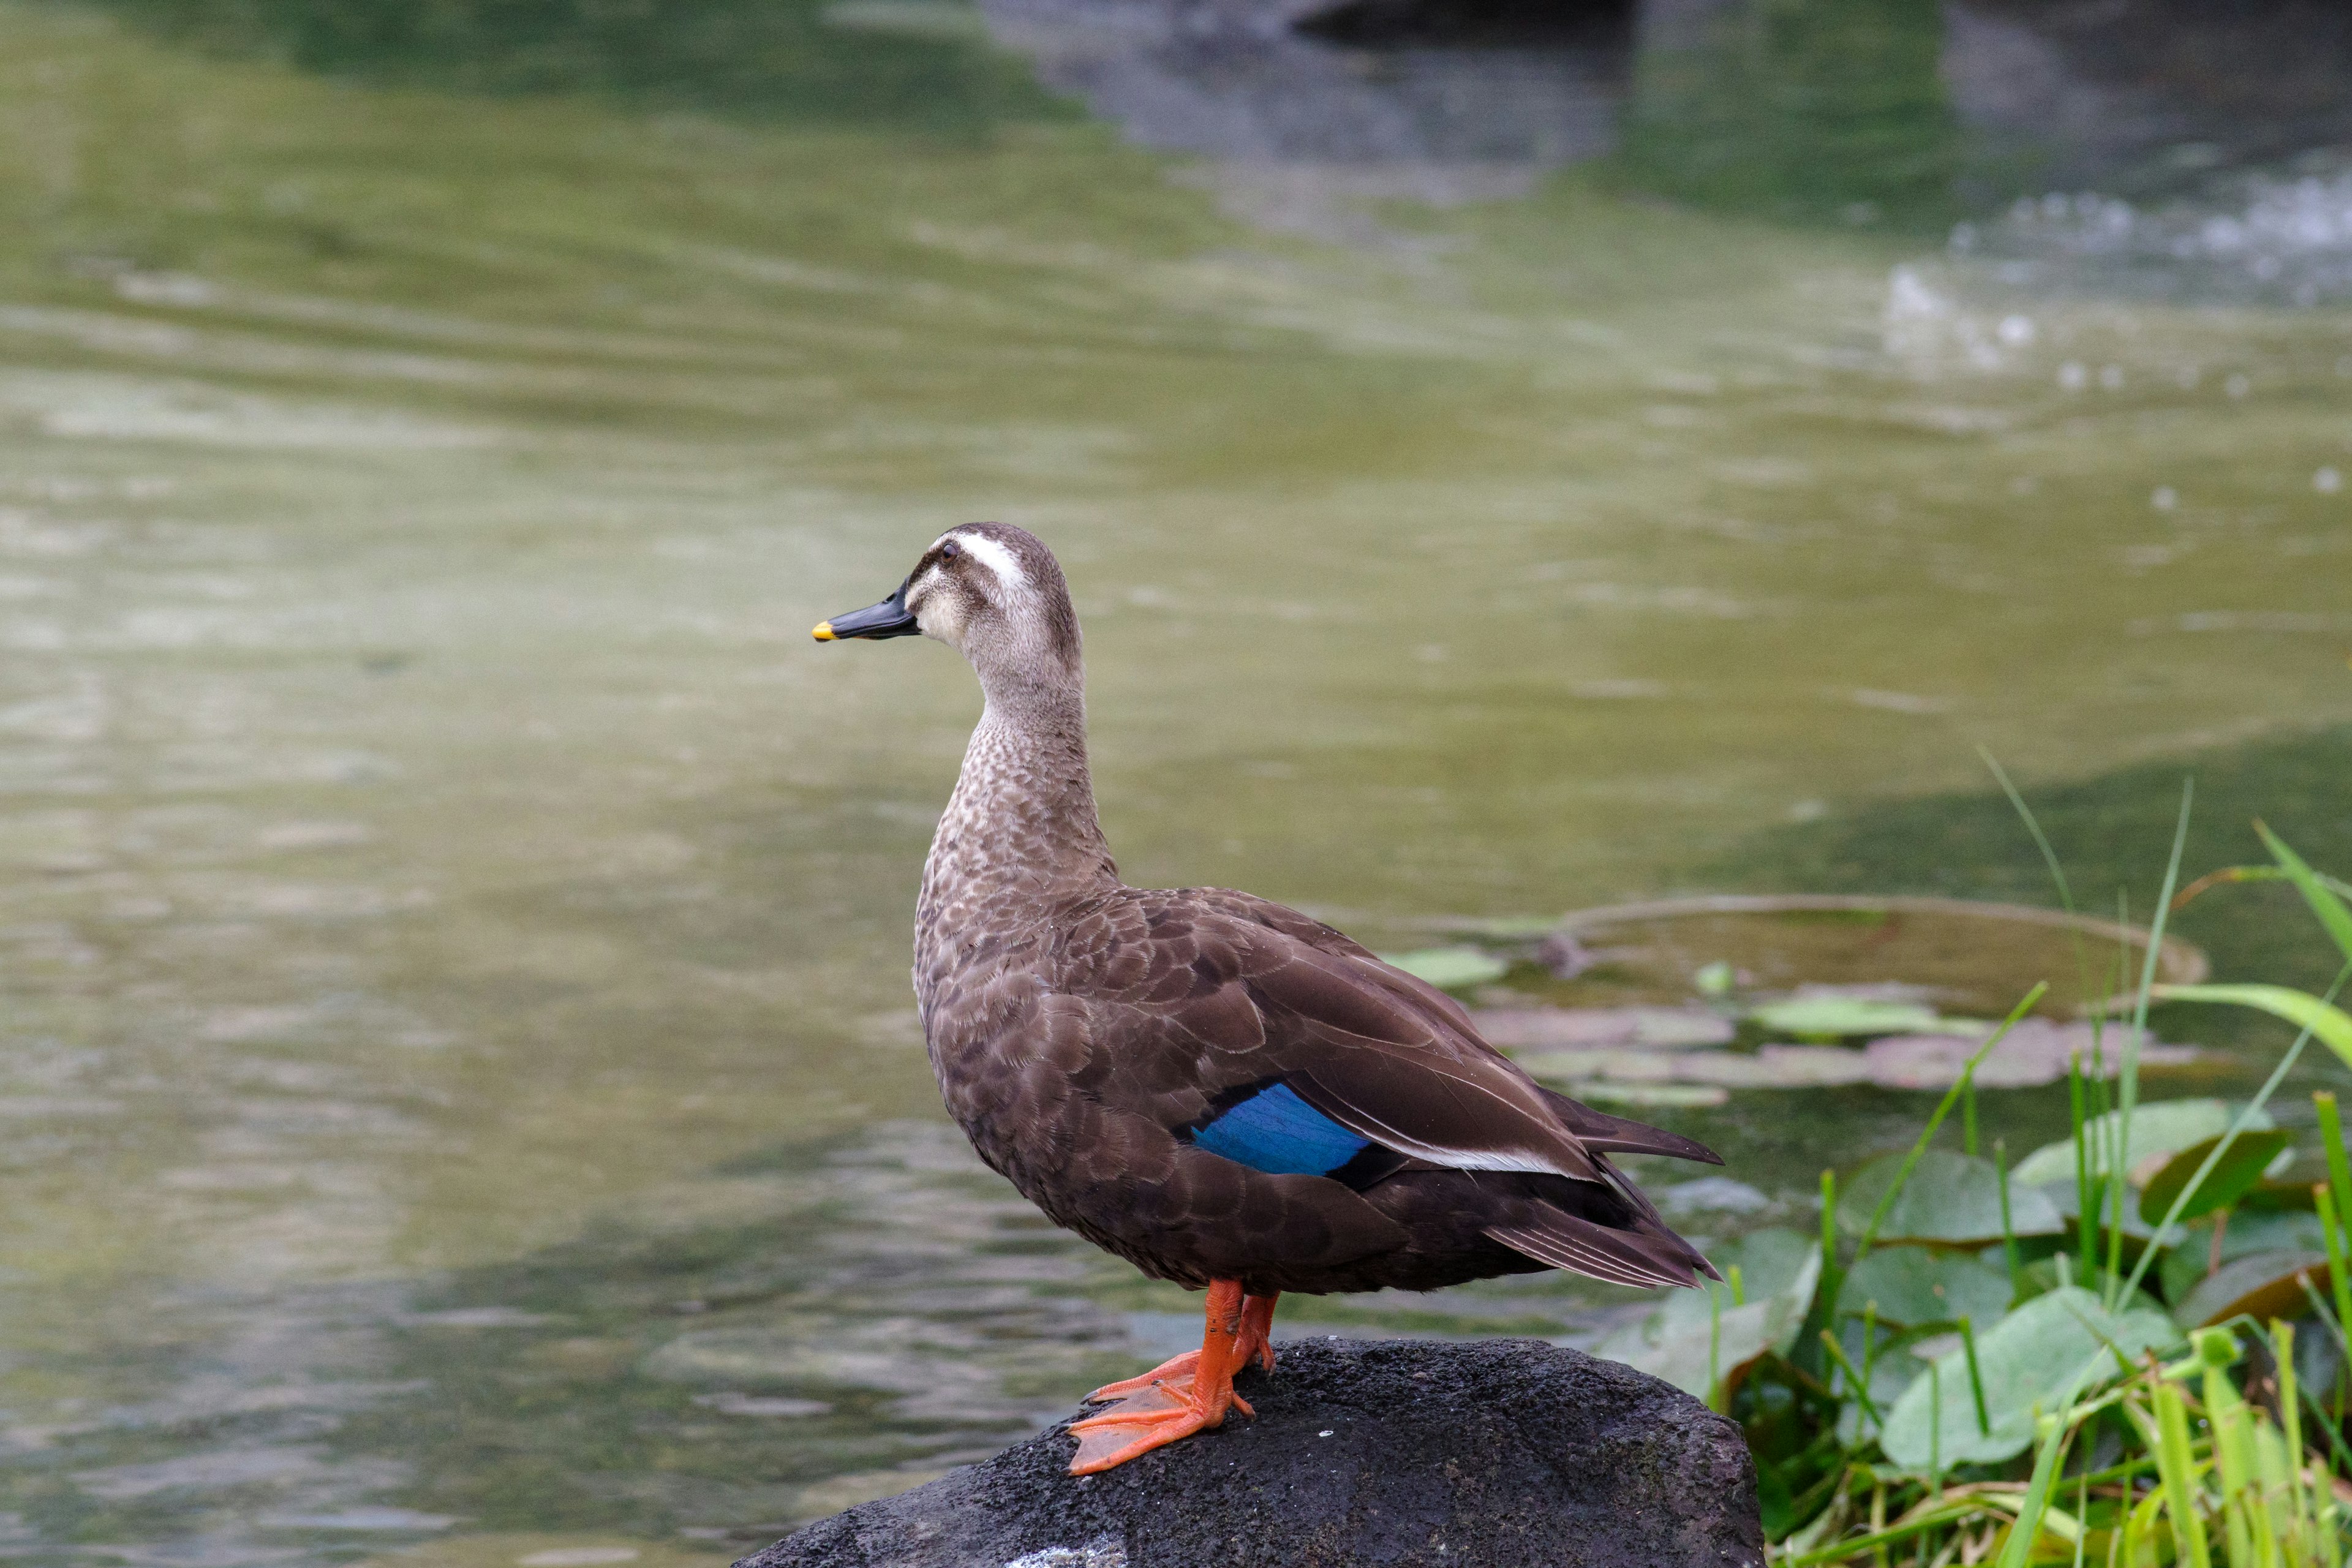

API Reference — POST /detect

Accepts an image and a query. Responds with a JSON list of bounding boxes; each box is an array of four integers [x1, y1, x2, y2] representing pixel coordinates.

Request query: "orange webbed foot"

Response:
[[1067, 1281, 1274, 1475], [1085, 1349, 1202, 1404], [1240, 1291, 1279, 1373], [1068, 1381, 1228, 1473]]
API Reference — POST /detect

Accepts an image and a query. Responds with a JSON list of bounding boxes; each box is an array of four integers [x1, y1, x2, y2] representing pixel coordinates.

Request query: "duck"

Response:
[[814, 522, 1721, 1475]]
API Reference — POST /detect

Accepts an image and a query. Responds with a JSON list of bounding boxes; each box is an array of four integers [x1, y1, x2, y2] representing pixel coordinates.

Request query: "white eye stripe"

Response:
[[945, 532, 1028, 593]]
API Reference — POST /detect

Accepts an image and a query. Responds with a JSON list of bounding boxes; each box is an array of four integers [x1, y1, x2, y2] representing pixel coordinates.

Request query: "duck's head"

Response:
[[813, 522, 1080, 695]]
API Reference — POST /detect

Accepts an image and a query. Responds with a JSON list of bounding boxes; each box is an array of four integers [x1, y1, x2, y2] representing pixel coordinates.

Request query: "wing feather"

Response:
[[1483, 1213, 1717, 1289]]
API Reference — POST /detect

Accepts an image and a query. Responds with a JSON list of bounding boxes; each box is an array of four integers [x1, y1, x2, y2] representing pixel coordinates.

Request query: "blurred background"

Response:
[[2, 0, 2350, 1562]]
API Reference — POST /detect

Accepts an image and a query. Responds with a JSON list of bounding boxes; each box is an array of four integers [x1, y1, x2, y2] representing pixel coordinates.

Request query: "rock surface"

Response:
[[739, 1336, 1763, 1568]]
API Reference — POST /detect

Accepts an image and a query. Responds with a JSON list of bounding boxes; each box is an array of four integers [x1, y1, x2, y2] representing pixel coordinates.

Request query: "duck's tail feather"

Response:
[[1537, 1086, 1722, 1166], [1483, 1205, 1721, 1289]]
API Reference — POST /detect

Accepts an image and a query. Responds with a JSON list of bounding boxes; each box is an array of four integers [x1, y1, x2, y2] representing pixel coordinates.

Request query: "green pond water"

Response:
[[2, 1, 2351, 1561]]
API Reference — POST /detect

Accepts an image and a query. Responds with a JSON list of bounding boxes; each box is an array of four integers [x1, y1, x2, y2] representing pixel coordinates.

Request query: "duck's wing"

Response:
[[1068, 888, 1717, 1187], [1194, 890, 1720, 1166]]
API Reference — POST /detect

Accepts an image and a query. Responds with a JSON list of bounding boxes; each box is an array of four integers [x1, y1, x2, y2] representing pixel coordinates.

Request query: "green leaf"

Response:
[[2257, 821, 2352, 967], [1592, 1228, 1821, 1399], [2171, 1248, 2331, 1330], [2136, 1130, 2293, 1224], [1746, 996, 1980, 1038], [2152, 983, 2352, 1071], [2158, 1210, 2327, 1303], [1831, 1340, 1929, 1447], [1837, 1149, 2064, 1245], [1877, 1287, 2177, 1469], [1835, 1244, 2014, 1328], [2041, 1180, 2186, 1245], [2010, 1099, 2268, 1188], [1378, 946, 1507, 991]]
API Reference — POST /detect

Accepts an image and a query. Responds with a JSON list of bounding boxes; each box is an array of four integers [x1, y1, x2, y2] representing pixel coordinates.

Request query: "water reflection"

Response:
[[80, 0, 1071, 134], [1619, 0, 1961, 227], [971, 0, 2352, 240]]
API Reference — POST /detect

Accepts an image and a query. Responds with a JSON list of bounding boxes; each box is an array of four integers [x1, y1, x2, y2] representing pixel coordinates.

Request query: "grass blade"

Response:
[[2106, 781, 2195, 1307], [1855, 986, 2048, 1262], [2117, 974, 2342, 1306], [2152, 982, 2352, 1071], [2256, 821, 2352, 967]]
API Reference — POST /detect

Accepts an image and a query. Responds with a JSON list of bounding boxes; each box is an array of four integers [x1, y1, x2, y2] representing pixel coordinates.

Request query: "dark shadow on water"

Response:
[[1712, 723, 2352, 1013], [62, 0, 2352, 228], [62, 0, 1078, 138], [1613, 0, 1967, 231], [1298, 0, 1634, 49]]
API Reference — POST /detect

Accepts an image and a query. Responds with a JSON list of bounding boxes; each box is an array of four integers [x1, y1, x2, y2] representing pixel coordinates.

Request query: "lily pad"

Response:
[[1838, 1149, 2065, 1245], [2009, 1100, 2272, 1188], [2138, 1130, 2294, 1224], [1832, 1339, 1932, 1447], [1513, 1048, 1683, 1084], [1473, 1006, 1735, 1050], [1745, 995, 1977, 1038], [1836, 1245, 2014, 1328], [1593, 1229, 1821, 1399], [1547, 896, 2206, 1017], [2172, 1249, 2331, 1330], [1379, 946, 1507, 991], [1877, 1287, 2178, 1469], [1564, 1080, 1730, 1108], [2158, 1211, 2328, 1305], [2040, 1182, 2187, 1247], [1674, 1047, 1879, 1088], [1862, 1021, 2202, 1091], [1511, 1030, 2198, 1098]]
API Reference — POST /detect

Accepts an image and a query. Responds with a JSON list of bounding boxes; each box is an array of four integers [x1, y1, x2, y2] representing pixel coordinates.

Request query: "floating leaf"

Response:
[[2010, 1100, 2270, 1188], [1832, 1340, 1930, 1447], [1862, 1022, 2201, 1091], [1878, 1287, 2177, 1468], [1566, 1080, 1729, 1109], [2152, 983, 2352, 1071], [1674, 1047, 1879, 1088], [1455, 914, 1569, 940], [1659, 1177, 1772, 1216], [2008, 1256, 2163, 1315], [1838, 1148, 2065, 1244], [1836, 1245, 2014, 1328], [2236, 1180, 2322, 1213], [1512, 1028, 2195, 1097], [1550, 897, 2205, 1017], [1474, 1005, 1735, 1050], [2171, 1249, 2331, 1330], [1746, 996, 1978, 1038], [2040, 1182, 2187, 1247], [1513, 1048, 1682, 1084], [1678, 1226, 1821, 1314], [1379, 946, 1507, 990], [1592, 1229, 1820, 1399], [2158, 1210, 2328, 1303], [2138, 1131, 2294, 1224]]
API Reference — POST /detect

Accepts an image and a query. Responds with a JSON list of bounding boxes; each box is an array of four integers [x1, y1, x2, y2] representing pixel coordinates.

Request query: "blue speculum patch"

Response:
[[1189, 1082, 1371, 1176]]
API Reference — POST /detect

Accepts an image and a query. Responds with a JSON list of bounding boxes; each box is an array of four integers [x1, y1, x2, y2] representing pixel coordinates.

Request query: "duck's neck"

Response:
[[919, 679, 1117, 937]]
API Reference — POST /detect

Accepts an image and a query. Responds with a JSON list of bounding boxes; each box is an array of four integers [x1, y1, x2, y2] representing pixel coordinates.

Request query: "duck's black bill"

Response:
[[813, 583, 919, 643]]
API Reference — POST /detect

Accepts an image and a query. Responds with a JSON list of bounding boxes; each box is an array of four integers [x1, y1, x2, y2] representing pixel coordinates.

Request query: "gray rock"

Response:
[[738, 1336, 1763, 1568]]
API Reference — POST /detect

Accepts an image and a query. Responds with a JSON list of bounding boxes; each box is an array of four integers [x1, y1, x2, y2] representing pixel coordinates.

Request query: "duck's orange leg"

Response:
[[1069, 1280, 1269, 1474], [1083, 1287, 1280, 1403], [1239, 1289, 1280, 1373]]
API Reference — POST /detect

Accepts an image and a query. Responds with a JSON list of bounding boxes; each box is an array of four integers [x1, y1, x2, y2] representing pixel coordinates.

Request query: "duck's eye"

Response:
[[939, 540, 961, 560]]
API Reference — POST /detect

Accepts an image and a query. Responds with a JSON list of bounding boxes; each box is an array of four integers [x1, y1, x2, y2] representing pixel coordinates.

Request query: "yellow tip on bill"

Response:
[[812, 621, 837, 641]]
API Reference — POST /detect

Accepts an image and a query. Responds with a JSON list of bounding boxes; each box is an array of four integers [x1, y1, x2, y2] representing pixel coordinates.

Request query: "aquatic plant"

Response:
[[1664, 806, 2352, 1566]]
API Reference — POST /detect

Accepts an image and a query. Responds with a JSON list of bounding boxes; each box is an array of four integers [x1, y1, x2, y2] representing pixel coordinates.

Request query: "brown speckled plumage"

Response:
[[836, 521, 1718, 1300]]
